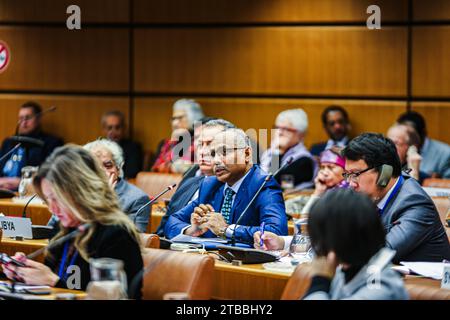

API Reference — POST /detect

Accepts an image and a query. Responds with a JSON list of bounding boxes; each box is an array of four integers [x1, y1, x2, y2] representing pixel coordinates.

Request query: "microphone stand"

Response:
[[0, 143, 21, 163], [133, 183, 177, 230], [22, 194, 38, 218], [230, 157, 293, 246]]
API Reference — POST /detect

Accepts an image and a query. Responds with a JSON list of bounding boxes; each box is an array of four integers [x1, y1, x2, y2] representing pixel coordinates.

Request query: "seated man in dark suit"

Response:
[[165, 128, 288, 244], [156, 118, 236, 236], [342, 133, 450, 263], [48, 139, 150, 233], [310, 105, 351, 157], [0, 101, 63, 190], [102, 110, 143, 179]]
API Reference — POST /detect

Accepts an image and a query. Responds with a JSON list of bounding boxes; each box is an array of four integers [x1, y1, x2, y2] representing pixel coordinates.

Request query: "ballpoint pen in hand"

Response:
[[259, 222, 265, 248]]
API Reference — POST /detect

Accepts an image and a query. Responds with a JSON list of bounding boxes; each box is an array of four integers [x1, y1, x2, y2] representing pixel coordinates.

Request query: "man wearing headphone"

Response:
[[342, 133, 450, 263]]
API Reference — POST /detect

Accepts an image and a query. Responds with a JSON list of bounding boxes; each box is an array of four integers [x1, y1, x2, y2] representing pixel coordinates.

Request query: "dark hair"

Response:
[[397, 111, 426, 143], [342, 133, 402, 177], [308, 188, 385, 266], [21, 101, 42, 116], [321, 105, 349, 126], [101, 110, 125, 127]]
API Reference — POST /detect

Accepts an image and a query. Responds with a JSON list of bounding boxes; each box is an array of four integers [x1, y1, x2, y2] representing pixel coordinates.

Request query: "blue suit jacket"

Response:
[[164, 165, 288, 243], [156, 175, 205, 236]]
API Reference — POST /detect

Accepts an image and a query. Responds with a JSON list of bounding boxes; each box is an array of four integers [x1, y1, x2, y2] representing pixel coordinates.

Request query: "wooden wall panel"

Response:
[[0, 0, 129, 23], [134, 27, 407, 97], [412, 26, 450, 98], [413, 0, 450, 21], [135, 0, 407, 23], [0, 27, 129, 92], [411, 102, 450, 144], [0, 94, 130, 145], [133, 97, 407, 153]]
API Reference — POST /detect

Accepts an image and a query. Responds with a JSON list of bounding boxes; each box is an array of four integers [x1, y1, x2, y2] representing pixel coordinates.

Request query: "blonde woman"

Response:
[[1, 145, 143, 299]]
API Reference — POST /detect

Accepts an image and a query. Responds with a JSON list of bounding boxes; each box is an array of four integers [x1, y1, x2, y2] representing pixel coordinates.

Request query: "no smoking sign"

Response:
[[0, 41, 11, 73]]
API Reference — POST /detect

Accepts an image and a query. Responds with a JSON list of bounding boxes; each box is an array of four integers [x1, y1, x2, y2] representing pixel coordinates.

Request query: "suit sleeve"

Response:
[[124, 142, 143, 179], [385, 194, 438, 262], [164, 196, 200, 239], [127, 194, 151, 233], [233, 184, 288, 243]]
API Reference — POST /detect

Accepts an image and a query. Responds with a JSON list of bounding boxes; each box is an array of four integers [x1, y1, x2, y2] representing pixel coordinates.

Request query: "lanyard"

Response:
[[58, 242, 79, 281], [379, 175, 404, 216]]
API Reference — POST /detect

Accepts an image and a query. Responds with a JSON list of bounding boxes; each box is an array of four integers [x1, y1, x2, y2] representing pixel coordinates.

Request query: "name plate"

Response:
[[0, 216, 33, 239], [442, 263, 450, 290]]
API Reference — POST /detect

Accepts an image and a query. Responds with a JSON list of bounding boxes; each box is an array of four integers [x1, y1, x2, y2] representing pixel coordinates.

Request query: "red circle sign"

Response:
[[0, 41, 11, 73]]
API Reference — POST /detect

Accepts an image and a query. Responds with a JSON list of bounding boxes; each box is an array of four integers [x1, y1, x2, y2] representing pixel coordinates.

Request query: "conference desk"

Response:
[[0, 238, 443, 300], [0, 198, 51, 225]]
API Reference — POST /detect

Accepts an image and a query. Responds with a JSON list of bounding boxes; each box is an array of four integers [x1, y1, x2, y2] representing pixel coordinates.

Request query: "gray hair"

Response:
[[173, 99, 204, 129], [84, 139, 125, 178], [276, 108, 309, 133], [101, 110, 125, 127], [217, 128, 251, 148], [203, 118, 236, 130]]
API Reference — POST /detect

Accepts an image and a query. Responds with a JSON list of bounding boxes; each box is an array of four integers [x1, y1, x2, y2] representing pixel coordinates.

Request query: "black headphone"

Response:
[[376, 164, 393, 188]]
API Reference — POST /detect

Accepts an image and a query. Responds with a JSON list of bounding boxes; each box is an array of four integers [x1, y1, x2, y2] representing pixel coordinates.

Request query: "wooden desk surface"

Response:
[[0, 198, 51, 225]]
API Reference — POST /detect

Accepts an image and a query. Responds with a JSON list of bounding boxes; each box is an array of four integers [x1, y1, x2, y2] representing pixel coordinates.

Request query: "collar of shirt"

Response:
[[325, 136, 349, 150], [376, 176, 400, 210], [223, 167, 252, 199]]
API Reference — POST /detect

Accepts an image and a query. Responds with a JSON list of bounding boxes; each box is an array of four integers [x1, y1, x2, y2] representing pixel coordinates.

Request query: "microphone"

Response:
[[26, 223, 90, 260], [22, 193, 38, 218], [8, 136, 44, 148], [133, 183, 177, 228], [0, 143, 21, 163], [230, 157, 293, 246]]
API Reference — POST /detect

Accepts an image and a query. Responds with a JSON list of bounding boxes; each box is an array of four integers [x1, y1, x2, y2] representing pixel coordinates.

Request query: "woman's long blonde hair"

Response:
[[33, 144, 142, 261]]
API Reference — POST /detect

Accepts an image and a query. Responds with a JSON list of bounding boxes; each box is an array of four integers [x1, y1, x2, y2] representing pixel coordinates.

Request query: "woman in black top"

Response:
[[1, 145, 143, 299]]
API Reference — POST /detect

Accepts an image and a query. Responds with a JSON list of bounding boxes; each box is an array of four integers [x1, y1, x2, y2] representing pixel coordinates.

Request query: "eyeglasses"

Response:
[[102, 160, 115, 170], [210, 146, 246, 158], [273, 125, 298, 134], [106, 125, 122, 131], [342, 166, 375, 182], [18, 115, 36, 123], [172, 115, 186, 122]]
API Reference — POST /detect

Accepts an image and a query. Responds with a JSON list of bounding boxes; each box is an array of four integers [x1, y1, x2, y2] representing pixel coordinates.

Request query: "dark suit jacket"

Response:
[[156, 174, 205, 237], [119, 139, 143, 179], [164, 165, 288, 243], [310, 142, 327, 157], [383, 175, 450, 263]]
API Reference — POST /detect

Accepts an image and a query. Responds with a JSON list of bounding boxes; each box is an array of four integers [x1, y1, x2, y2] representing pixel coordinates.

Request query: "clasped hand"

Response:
[[186, 204, 228, 237]]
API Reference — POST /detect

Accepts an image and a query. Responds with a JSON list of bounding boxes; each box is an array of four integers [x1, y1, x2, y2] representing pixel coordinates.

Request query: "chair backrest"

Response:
[[406, 284, 450, 300], [423, 178, 450, 188], [135, 172, 182, 200], [431, 196, 450, 226], [280, 263, 313, 300], [140, 233, 160, 249], [141, 248, 215, 300]]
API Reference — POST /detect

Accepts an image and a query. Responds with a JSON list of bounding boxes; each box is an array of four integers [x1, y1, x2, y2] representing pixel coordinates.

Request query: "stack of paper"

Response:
[[399, 261, 446, 280]]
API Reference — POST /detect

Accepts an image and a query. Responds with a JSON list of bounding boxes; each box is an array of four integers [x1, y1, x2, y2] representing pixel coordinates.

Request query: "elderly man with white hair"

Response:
[[260, 108, 317, 190], [152, 98, 204, 173], [48, 139, 151, 233], [165, 128, 288, 244]]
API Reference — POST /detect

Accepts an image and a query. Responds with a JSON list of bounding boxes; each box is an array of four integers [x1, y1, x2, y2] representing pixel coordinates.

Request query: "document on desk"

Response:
[[171, 234, 228, 244], [399, 262, 446, 280], [0, 281, 50, 291]]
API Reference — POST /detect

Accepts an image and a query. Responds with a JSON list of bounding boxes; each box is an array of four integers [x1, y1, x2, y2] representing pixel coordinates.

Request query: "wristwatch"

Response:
[[218, 226, 228, 239]]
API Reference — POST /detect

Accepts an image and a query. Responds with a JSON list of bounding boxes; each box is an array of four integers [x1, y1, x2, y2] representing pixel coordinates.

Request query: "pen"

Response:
[[259, 222, 265, 248]]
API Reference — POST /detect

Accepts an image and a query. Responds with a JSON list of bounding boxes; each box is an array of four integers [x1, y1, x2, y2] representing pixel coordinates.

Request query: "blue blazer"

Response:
[[164, 165, 288, 243]]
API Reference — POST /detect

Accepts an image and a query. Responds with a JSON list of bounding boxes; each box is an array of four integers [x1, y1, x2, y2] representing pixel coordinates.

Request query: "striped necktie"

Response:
[[221, 188, 235, 224]]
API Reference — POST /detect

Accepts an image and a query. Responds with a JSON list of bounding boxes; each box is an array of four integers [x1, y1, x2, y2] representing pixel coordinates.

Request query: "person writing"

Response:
[[1, 145, 143, 299]]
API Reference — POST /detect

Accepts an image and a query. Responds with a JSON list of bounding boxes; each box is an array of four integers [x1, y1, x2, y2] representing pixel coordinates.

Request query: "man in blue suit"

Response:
[[165, 128, 288, 244], [156, 118, 236, 236]]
